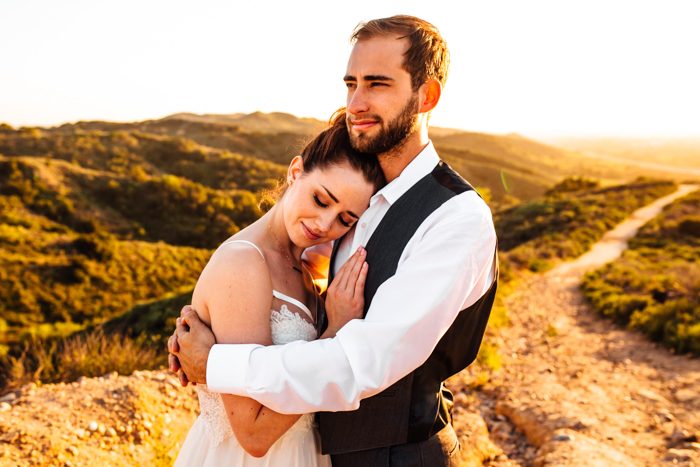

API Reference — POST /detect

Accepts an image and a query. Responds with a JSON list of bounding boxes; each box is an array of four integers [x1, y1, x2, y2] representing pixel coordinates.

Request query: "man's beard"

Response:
[[348, 94, 420, 155]]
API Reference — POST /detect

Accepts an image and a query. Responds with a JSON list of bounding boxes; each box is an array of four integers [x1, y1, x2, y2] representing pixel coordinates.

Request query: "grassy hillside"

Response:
[[582, 188, 700, 354], [0, 112, 688, 393], [98, 179, 679, 362], [11, 112, 680, 208], [496, 178, 678, 273], [430, 131, 692, 206]]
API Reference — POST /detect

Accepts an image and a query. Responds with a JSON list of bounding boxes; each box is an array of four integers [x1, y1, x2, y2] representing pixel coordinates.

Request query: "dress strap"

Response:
[[221, 240, 315, 323], [272, 290, 315, 323], [220, 240, 265, 260]]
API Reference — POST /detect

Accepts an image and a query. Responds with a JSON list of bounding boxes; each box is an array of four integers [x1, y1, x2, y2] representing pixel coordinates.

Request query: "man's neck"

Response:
[[378, 125, 430, 183]]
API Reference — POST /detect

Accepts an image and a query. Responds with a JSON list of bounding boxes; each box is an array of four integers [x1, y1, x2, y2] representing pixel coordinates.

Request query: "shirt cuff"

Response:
[[206, 343, 261, 395]]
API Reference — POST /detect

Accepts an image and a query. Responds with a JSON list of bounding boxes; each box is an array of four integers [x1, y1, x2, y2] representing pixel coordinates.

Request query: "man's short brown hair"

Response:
[[351, 15, 450, 91]]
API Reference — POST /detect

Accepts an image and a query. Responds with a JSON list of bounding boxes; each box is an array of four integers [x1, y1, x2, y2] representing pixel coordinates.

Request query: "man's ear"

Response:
[[287, 155, 304, 185], [419, 79, 442, 113]]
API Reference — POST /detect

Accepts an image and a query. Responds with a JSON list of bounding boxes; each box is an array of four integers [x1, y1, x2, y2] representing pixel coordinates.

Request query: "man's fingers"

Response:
[[178, 370, 189, 388], [168, 353, 180, 373], [180, 305, 194, 318], [168, 333, 179, 353], [176, 317, 189, 339], [183, 309, 204, 332]]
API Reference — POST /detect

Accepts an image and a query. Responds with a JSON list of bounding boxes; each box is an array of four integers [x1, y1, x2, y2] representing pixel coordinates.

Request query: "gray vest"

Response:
[[317, 161, 499, 457]]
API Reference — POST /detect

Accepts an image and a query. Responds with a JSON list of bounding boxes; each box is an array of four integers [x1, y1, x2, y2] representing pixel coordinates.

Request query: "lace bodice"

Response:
[[197, 305, 318, 447]]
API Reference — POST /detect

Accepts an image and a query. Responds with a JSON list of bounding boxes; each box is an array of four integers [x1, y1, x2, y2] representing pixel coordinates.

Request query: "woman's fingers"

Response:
[[338, 249, 358, 291], [354, 262, 368, 302], [338, 247, 363, 291], [346, 248, 366, 296]]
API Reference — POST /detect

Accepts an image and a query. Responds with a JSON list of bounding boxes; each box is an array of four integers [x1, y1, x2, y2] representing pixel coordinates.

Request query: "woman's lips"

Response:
[[302, 223, 321, 240]]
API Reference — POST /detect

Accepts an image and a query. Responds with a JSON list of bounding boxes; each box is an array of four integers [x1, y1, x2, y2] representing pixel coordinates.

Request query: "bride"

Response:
[[173, 110, 385, 466]]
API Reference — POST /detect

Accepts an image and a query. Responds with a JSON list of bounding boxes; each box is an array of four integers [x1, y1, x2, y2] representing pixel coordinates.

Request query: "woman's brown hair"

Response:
[[260, 109, 385, 210]]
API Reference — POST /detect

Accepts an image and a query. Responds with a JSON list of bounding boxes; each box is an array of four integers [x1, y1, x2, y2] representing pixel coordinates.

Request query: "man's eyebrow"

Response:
[[364, 75, 394, 82], [343, 74, 394, 82]]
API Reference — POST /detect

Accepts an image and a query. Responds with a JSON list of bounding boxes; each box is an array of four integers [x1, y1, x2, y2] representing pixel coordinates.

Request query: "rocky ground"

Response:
[[0, 370, 199, 466], [449, 185, 700, 467]]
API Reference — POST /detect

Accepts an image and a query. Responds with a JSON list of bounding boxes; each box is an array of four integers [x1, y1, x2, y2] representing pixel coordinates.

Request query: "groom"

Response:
[[170, 15, 497, 466]]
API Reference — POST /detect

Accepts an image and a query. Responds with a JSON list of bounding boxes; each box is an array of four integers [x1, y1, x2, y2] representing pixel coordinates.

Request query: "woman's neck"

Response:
[[265, 205, 304, 262]]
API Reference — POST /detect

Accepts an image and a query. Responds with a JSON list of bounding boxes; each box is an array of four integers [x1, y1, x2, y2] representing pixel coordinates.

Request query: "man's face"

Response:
[[344, 36, 420, 154]]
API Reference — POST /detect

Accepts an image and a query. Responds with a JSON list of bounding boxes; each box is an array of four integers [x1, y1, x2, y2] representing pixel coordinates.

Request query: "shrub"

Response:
[[581, 190, 700, 355], [678, 216, 700, 238]]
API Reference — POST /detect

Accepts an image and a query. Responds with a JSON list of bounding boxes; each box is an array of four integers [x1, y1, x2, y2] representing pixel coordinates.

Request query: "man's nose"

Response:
[[347, 86, 369, 115]]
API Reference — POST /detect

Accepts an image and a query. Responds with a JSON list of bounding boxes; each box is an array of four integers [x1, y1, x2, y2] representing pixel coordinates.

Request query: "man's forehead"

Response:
[[346, 35, 410, 76]]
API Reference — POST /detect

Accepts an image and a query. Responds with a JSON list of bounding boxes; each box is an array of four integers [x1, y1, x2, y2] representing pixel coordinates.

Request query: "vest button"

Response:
[[361, 223, 367, 228]]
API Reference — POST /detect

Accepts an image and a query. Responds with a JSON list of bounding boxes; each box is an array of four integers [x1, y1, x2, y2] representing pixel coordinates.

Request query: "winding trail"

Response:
[[453, 184, 700, 467]]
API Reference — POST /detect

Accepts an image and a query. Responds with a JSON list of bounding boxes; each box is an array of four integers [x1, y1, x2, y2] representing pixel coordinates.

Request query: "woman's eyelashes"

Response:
[[313, 193, 352, 228], [313, 194, 328, 208]]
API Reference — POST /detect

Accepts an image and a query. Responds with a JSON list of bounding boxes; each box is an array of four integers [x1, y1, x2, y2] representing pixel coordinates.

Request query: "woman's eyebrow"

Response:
[[321, 185, 359, 219], [321, 185, 339, 203]]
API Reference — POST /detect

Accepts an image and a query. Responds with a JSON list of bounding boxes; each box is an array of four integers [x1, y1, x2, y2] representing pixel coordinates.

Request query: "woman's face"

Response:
[[282, 156, 376, 249]]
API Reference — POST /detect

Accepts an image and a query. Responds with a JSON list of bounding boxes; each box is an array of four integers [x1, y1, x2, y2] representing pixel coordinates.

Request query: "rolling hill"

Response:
[[546, 136, 700, 170], [0, 110, 689, 393]]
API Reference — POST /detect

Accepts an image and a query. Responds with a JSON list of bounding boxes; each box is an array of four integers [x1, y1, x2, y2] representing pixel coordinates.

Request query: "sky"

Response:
[[1, 0, 699, 138]]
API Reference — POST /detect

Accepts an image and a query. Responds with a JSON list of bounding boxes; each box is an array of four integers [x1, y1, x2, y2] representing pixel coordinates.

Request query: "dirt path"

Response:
[[453, 184, 700, 467]]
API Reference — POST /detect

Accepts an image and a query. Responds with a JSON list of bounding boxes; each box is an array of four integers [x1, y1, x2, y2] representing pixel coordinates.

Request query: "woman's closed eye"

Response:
[[313, 194, 328, 208], [314, 194, 353, 228]]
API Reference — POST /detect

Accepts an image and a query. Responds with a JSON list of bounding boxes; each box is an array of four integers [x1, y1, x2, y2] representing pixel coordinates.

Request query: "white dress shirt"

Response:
[[207, 141, 497, 414]]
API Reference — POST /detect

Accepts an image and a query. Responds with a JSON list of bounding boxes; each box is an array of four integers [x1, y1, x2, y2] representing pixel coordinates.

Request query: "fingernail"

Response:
[[363, 262, 368, 269]]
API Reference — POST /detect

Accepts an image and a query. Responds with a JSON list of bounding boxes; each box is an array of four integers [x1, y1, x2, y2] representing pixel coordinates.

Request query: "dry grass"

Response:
[[1, 329, 164, 394]]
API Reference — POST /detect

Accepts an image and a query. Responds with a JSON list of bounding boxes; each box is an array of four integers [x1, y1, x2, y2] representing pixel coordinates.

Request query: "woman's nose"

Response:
[[316, 213, 334, 232]]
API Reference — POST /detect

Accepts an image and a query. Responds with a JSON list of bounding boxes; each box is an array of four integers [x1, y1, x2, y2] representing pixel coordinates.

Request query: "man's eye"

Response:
[[338, 216, 351, 228], [313, 194, 328, 208], [345, 82, 356, 89], [370, 82, 387, 87]]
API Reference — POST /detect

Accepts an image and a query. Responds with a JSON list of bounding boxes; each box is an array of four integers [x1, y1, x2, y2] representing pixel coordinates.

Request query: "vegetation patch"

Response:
[[582, 189, 700, 354], [496, 178, 677, 272]]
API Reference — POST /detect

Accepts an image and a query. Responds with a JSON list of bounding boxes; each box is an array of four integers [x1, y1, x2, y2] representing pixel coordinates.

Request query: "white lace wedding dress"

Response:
[[174, 241, 331, 467]]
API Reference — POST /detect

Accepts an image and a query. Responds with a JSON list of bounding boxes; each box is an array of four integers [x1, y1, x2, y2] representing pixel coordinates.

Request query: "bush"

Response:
[[679, 216, 700, 238], [546, 177, 599, 196], [581, 190, 700, 355]]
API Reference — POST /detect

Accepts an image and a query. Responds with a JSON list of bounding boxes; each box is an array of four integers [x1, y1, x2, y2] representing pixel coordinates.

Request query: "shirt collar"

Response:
[[372, 141, 440, 206]]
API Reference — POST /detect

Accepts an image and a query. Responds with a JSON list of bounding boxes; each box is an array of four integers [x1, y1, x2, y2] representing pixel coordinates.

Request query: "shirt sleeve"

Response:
[[206, 193, 497, 414]]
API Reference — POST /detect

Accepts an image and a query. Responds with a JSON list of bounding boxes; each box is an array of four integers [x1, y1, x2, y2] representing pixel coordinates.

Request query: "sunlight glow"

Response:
[[0, 0, 699, 137]]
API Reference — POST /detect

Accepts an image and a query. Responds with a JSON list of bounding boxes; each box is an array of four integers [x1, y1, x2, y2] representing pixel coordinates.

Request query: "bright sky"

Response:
[[1, 0, 699, 137]]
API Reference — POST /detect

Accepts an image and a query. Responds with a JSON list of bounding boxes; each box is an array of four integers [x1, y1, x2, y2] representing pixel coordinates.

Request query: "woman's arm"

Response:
[[191, 246, 301, 458]]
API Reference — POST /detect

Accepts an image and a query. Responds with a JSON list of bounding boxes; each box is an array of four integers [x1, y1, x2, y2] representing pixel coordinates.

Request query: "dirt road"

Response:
[[453, 185, 700, 466]]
